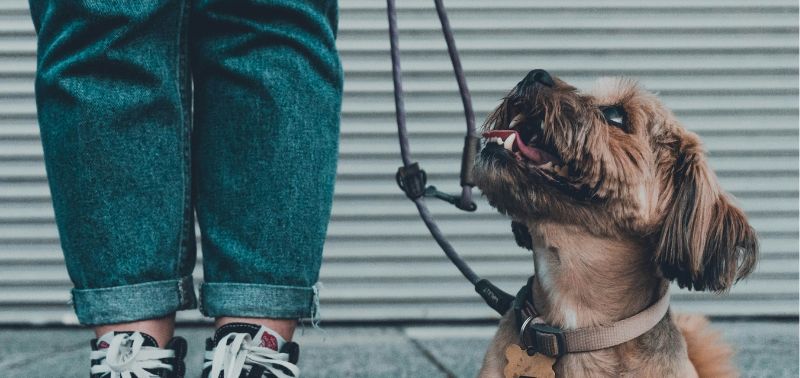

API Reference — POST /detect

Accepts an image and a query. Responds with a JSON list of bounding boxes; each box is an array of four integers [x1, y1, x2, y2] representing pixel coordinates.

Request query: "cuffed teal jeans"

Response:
[[28, 0, 342, 325]]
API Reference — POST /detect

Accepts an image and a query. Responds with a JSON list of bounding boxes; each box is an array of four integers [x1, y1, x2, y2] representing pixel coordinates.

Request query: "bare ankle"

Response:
[[215, 317, 298, 341], [94, 313, 176, 348]]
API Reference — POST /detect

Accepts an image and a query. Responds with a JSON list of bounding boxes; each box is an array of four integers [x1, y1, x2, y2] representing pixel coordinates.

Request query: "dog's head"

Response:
[[474, 69, 757, 292]]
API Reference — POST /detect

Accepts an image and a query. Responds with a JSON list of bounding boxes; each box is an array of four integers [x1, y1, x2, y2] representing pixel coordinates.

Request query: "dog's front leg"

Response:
[[478, 310, 518, 377]]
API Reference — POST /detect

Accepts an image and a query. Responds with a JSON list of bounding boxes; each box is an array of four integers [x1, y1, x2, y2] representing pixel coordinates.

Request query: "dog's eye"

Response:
[[600, 106, 627, 131]]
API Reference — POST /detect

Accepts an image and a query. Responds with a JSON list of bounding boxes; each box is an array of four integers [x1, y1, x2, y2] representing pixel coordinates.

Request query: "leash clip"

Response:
[[424, 186, 477, 212], [520, 317, 566, 357]]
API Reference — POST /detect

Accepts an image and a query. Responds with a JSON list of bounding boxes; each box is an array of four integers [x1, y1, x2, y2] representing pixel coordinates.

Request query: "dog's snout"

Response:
[[523, 69, 554, 88]]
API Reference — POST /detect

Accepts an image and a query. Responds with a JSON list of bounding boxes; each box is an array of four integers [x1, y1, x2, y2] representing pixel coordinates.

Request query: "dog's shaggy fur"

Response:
[[474, 71, 757, 377]]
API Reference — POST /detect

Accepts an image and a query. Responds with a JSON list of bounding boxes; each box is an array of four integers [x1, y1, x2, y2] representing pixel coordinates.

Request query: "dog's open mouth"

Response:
[[482, 114, 569, 178]]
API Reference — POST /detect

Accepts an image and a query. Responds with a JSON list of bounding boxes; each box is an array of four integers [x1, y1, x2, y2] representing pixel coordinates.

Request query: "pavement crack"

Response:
[[408, 337, 458, 378]]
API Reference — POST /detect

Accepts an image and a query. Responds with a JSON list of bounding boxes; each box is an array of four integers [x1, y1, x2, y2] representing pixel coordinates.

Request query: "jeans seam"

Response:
[[71, 277, 190, 293], [201, 282, 314, 289], [175, 0, 192, 285]]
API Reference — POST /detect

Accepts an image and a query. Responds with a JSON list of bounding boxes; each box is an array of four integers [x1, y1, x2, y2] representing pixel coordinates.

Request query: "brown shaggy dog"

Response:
[[474, 70, 757, 377]]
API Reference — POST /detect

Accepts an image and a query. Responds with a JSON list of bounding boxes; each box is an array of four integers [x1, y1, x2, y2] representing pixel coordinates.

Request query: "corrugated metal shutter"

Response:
[[0, 0, 796, 324]]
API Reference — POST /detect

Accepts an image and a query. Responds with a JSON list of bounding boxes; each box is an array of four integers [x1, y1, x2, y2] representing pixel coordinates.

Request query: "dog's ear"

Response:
[[655, 133, 758, 292], [511, 221, 533, 251]]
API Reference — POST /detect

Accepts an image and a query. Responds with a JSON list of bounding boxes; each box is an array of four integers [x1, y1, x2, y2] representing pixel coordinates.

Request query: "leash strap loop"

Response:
[[460, 135, 480, 188]]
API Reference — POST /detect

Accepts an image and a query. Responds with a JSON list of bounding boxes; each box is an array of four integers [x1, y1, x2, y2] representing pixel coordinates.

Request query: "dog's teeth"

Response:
[[509, 114, 525, 129], [540, 161, 554, 170], [554, 165, 568, 177], [496, 137, 504, 145], [503, 133, 516, 150]]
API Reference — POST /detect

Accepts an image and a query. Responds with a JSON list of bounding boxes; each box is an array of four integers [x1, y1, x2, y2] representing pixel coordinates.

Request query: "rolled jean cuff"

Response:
[[71, 276, 197, 325], [200, 282, 317, 319]]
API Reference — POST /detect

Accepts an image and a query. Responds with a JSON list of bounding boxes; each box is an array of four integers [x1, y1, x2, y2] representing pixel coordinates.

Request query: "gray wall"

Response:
[[0, 0, 797, 324]]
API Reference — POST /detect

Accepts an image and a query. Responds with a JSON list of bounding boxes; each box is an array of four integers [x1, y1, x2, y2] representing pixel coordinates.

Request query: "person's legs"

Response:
[[28, 0, 196, 345], [190, 0, 342, 337]]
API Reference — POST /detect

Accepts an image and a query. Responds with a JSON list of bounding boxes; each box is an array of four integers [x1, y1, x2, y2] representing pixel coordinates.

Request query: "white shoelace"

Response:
[[90, 332, 175, 378], [204, 333, 299, 378]]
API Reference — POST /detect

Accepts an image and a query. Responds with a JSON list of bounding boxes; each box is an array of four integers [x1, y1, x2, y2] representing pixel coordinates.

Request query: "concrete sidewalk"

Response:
[[0, 320, 796, 377]]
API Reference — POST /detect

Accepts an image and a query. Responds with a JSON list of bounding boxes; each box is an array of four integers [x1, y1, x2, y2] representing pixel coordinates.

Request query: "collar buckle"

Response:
[[520, 316, 566, 358]]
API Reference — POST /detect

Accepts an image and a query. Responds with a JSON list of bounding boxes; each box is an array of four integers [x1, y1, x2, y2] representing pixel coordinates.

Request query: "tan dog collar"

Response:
[[514, 276, 671, 357]]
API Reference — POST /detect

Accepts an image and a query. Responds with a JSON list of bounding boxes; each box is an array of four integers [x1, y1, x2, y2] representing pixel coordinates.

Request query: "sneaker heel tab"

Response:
[[166, 336, 188, 359], [282, 341, 300, 364]]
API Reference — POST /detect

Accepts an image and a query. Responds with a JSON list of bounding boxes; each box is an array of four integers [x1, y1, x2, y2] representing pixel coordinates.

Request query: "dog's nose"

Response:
[[523, 69, 554, 87]]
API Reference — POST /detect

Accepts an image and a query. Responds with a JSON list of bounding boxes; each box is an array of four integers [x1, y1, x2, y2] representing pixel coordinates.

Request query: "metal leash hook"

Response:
[[395, 163, 477, 211], [425, 186, 476, 211], [388, 0, 514, 315]]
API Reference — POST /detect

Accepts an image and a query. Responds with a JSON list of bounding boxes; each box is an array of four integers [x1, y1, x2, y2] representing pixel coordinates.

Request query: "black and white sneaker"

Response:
[[203, 323, 300, 378], [90, 331, 186, 378]]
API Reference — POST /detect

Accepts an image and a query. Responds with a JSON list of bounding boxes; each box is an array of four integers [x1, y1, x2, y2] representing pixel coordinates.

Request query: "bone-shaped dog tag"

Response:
[[504, 344, 556, 378]]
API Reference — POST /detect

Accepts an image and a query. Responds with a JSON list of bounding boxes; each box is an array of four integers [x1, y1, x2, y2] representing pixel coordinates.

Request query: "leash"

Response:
[[386, 0, 514, 315], [385, 4, 673, 361], [385, 3, 671, 362]]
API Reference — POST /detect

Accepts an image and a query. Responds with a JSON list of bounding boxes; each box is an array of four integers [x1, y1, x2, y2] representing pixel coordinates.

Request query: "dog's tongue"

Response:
[[483, 130, 559, 164]]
